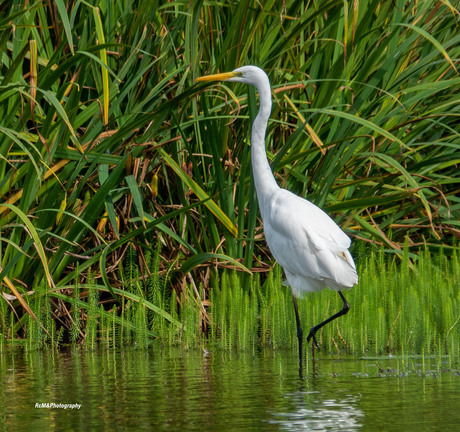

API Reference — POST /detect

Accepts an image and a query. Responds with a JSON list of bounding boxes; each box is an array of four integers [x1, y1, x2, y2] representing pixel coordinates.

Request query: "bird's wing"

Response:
[[265, 188, 351, 251], [262, 188, 357, 290]]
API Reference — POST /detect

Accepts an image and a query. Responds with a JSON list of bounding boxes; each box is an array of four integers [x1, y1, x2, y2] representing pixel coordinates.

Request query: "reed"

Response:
[[1, 1, 459, 352]]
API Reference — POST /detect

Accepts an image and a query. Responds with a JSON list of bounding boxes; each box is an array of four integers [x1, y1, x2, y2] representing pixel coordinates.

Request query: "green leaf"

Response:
[[126, 175, 145, 225], [0, 203, 54, 289], [54, 0, 74, 55], [394, 23, 457, 73], [179, 252, 251, 275], [158, 148, 238, 237]]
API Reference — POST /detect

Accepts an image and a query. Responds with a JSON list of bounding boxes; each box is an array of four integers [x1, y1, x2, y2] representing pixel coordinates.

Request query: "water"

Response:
[[1, 347, 459, 431]]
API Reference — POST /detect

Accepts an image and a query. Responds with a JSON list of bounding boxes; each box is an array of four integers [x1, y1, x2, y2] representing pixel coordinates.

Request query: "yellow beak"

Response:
[[196, 71, 236, 82]]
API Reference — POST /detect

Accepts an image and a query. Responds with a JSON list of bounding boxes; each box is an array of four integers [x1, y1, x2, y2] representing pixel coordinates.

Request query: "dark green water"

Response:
[[1, 347, 459, 431]]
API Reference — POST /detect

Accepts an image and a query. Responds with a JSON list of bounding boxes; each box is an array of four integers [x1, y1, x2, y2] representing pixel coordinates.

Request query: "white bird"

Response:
[[197, 66, 358, 365]]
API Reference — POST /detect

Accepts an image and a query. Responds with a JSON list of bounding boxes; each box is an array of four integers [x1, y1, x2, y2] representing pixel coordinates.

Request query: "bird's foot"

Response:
[[306, 330, 319, 349]]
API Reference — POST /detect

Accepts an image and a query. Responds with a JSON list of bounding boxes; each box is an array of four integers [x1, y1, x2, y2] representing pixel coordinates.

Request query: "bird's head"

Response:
[[196, 65, 269, 89]]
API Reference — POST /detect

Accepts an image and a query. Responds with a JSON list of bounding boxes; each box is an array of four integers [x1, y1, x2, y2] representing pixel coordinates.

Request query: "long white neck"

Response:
[[251, 77, 279, 216]]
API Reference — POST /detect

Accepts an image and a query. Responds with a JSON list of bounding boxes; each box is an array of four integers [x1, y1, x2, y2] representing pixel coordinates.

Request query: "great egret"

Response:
[[196, 66, 358, 364]]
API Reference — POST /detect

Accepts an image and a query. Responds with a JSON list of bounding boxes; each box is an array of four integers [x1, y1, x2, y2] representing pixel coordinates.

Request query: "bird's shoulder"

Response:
[[265, 188, 351, 250]]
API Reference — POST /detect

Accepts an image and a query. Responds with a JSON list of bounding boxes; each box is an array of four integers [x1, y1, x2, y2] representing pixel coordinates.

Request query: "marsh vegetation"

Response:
[[0, 1, 459, 352]]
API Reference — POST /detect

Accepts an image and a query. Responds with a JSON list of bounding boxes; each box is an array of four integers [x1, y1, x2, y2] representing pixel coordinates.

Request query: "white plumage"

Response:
[[263, 188, 358, 295], [197, 65, 358, 365]]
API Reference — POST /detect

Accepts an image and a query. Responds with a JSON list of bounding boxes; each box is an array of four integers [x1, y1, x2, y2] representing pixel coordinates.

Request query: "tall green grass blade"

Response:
[[179, 253, 251, 274], [126, 175, 145, 224], [0, 203, 54, 289], [159, 148, 238, 237], [54, 0, 74, 55], [394, 23, 457, 73]]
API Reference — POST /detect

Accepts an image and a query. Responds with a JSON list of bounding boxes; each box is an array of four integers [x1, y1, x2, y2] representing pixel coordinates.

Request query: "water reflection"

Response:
[[268, 390, 364, 431], [0, 347, 459, 431]]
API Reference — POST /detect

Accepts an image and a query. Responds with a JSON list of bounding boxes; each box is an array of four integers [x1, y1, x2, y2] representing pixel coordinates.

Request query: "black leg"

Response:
[[307, 291, 350, 347], [291, 289, 304, 374]]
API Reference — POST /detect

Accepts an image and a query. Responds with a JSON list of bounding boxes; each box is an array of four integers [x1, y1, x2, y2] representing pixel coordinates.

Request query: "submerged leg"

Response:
[[307, 291, 350, 347], [290, 289, 304, 371]]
